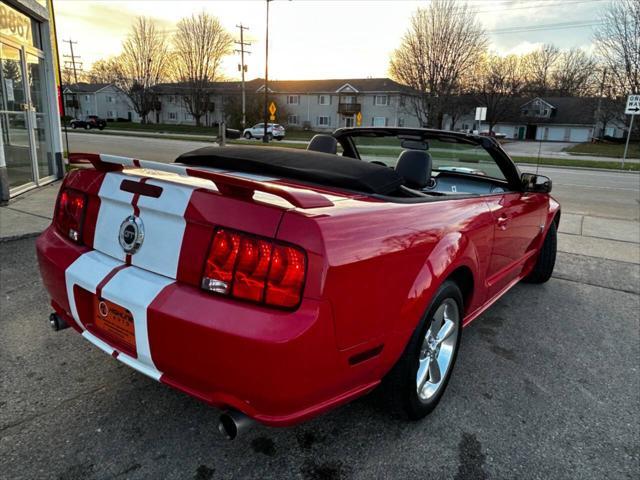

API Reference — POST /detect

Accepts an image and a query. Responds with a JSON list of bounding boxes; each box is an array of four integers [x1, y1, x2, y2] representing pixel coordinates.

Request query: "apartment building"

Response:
[[146, 77, 421, 129], [63, 83, 138, 121]]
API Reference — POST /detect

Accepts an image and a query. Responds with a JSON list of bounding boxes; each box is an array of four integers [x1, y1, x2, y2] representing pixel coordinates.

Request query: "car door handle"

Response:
[[497, 216, 509, 230]]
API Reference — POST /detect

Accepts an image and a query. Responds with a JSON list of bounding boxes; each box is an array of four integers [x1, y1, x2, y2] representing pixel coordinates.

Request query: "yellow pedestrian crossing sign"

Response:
[[269, 102, 277, 116], [356, 111, 362, 126]]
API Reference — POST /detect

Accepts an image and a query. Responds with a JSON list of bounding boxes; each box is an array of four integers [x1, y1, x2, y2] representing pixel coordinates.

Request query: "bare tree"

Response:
[[475, 54, 525, 132], [521, 44, 560, 96], [551, 49, 597, 96], [172, 12, 233, 126], [389, 0, 487, 128], [118, 17, 169, 123], [594, 0, 640, 94], [87, 57, 125, 84]]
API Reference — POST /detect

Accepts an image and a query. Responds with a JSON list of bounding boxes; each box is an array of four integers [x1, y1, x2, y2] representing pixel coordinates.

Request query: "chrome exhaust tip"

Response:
[[218, 410, 253, 440], [49, 313, 69, 331]]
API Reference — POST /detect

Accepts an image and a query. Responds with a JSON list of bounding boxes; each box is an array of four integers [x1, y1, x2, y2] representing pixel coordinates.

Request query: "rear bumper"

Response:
[[36, 226, 376, 426]]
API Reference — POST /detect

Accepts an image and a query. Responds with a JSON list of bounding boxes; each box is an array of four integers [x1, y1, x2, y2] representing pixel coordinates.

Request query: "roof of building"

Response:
[[254, 78, 417, 94], [151, 78, 417, 95], [63, 83, 113, 93], [523, 97, 599, 124]]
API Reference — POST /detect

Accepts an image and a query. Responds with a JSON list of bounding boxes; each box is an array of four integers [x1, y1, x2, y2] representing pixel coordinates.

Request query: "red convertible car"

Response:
[[36, 128, 558, 439]]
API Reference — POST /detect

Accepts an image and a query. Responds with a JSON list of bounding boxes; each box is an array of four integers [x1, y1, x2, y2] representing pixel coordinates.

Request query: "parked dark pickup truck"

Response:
[[70, 115, 106, 130]]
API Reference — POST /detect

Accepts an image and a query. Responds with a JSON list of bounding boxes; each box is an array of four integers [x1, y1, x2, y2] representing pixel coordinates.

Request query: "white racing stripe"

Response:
[[65, 250, 122, 330], [99, 266, 173, 376], [133, 177, 192, 278], [93, 173, 134, 262], [65, 250, 174, 382]]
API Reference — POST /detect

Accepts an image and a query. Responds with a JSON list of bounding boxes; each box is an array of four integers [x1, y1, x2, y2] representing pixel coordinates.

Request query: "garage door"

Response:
[[569, 128, 590, 142], [547, 127, 565, 141]]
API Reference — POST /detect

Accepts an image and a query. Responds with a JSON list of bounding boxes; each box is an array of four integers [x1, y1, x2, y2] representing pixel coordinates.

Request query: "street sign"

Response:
[[268, 101, 277, 116], [625, 94, 640, 115], [356, 111, 362, 126], [269, 114, 275, 121], [475, 107, 487, 121]]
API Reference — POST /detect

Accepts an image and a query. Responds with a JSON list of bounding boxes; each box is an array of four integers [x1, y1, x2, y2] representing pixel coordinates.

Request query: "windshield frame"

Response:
[[333, 127, 522, 192]]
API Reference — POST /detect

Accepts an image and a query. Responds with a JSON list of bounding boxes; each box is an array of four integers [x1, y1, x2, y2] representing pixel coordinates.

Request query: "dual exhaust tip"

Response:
[[49, 312, 252, 440]]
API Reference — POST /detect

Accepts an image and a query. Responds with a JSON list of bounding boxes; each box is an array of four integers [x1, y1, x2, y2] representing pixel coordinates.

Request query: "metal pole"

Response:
[[240, 27, 246, 130], [263, 0, 270, 143], [622, 114, 634, 169], [236, 24, 250, 130]]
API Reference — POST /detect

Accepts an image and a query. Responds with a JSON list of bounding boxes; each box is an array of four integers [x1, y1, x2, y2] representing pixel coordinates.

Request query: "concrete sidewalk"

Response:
[[0, 182, 59, 241]]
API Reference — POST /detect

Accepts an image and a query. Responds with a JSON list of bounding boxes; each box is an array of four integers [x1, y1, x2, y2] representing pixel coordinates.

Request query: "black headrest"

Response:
[[395, 150, 432, 189], [307, 134, 338, 154]]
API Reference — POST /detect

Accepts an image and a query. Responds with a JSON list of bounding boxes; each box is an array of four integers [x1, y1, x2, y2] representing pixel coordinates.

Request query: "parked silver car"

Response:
[[242, 123, 286, 141]]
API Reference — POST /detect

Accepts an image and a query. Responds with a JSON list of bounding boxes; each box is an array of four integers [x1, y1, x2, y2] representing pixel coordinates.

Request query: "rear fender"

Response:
[[394, 231, 480, 336]]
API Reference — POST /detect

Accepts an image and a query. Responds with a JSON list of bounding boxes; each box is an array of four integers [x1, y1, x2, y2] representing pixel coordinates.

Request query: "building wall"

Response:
[[265, 92, 420, 130], [96, 87, 137, 121], [65, 86, 138, 121], [1, 0, 63, 200], [139, 89, 421, 130]]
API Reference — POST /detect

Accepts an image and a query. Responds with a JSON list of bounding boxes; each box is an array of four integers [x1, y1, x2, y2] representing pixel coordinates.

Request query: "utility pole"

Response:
[[63, 39, 82, 118], [235, 24, 251, 130], [263, 0, 271, 143], [594, 68, 607, 140], [62, 39, 81, 84]]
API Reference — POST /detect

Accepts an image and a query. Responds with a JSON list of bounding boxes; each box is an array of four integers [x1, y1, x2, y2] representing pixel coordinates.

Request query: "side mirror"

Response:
[[521, 172, 552, 193]]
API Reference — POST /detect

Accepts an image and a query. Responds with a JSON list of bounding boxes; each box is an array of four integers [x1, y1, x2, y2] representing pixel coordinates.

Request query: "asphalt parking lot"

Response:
[[1, 234, 638, 479], [1, 133, 639, 479]]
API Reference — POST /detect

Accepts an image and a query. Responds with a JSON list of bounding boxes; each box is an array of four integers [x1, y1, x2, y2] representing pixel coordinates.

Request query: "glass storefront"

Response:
[[0, 1, 58, 197]]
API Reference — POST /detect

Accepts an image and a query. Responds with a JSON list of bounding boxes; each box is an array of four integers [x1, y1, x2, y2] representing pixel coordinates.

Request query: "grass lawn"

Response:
[[566, 141, 640, 159]]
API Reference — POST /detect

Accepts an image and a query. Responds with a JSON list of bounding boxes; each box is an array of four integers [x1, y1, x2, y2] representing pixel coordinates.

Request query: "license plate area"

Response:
[[93, 297, 137, 357]]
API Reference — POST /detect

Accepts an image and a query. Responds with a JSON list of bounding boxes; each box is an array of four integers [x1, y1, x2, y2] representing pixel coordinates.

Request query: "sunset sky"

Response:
[[54, 0, 608, 81]]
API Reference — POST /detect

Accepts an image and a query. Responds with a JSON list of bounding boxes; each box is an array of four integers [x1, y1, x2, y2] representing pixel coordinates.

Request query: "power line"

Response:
[[488, 19, 603, 34]]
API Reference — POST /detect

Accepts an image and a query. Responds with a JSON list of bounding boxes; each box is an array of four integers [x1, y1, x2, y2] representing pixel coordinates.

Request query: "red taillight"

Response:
[[202, 229, 241, 294], [201, 228, 307, 309], [265, 244, 306, 308], [55, 188, 86, 243]]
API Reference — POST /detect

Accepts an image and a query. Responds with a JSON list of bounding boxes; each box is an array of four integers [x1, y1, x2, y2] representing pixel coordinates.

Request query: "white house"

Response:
[[63, 83, 138, 121], [447, 96, 627, 142]]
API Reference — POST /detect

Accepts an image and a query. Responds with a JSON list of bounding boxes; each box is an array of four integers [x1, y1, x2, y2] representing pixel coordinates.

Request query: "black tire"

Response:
[[84, 124, 91, 130], [275, 137, 283, 141], [383, 280, 463, 420], [71, 123, 77, 129], [98, 125, 105, 131], [244, 132, 252, 139], [524, 220, 557, 284]]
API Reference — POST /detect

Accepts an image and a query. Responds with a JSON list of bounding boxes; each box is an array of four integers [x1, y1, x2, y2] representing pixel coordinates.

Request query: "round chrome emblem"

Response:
[[118, 215, 144, 254], [98, 301, 109, 317]]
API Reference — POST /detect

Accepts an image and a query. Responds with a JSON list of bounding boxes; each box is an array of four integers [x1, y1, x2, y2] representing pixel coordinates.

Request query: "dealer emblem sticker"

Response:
[[118, 215, 144, 254]]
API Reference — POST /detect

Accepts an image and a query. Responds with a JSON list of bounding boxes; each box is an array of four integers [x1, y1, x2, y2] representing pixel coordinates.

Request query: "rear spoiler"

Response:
[[68, 152, 333, 209]]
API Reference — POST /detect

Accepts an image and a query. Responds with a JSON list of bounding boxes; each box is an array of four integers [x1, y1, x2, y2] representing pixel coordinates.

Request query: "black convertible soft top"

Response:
[[176, 146, 403, 195]]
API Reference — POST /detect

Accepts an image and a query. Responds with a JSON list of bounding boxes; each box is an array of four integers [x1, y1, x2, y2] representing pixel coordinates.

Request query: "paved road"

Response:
[[1, 237, 638, 480], [67, 132, 640, 220]]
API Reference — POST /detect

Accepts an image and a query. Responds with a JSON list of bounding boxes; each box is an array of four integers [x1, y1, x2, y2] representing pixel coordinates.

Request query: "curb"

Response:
[[514, 161, 640, 174], [0, 231, 42, 243]]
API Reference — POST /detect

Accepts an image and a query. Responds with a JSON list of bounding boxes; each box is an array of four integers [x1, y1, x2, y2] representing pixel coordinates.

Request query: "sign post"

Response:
[[475, 107, 487, 134], [623, 94, 639, 168]]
